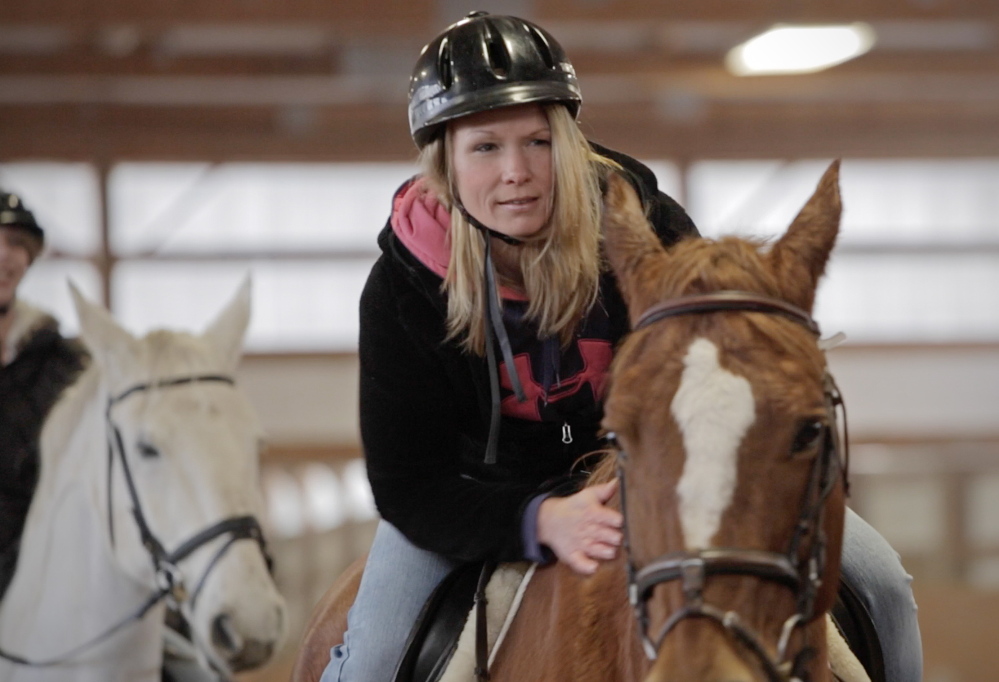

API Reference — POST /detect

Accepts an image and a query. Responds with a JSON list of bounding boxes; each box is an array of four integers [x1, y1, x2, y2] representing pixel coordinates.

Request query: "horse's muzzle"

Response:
[[212, 613, 277, 671]]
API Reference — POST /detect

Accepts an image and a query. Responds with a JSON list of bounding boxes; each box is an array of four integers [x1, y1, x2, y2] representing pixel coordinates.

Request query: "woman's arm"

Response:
[[359, 257, 539, 563]]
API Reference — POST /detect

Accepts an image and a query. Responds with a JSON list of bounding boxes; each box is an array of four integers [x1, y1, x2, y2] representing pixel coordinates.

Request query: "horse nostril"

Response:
[[210, 614, 277, 670], [230, 639, 276, 671], [211, 613, 244, 655]]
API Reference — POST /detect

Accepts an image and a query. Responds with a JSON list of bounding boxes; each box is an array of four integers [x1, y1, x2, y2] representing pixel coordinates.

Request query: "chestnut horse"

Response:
[[293, 161, 849, 682]]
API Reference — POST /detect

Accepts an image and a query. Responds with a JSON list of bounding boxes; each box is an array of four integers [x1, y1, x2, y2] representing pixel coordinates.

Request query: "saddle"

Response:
[[392, 562, 490, 682], [830, 579, 887, 682], [391, 564, 886, 682]]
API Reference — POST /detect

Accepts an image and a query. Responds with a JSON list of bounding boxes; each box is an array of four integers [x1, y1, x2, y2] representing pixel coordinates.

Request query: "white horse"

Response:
[[0, 281, 286, 682]]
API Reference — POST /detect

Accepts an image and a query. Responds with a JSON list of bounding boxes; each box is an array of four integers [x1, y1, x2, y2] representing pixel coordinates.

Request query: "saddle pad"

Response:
[[828, 614, 872, 682], [437, 561, 535, 682]]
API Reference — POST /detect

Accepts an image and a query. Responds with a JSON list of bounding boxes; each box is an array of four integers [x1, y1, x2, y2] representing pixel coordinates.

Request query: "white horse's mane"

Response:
[[38, 363, 99, 475]]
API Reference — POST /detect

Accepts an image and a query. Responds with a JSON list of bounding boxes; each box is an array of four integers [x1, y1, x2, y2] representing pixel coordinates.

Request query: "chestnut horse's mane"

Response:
[[580, 449, 616, 486]]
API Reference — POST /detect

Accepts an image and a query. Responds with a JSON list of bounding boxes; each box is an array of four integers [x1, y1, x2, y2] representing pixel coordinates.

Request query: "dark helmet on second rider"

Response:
[[408, 11, 582, 149], [0, 191, 44, 261]]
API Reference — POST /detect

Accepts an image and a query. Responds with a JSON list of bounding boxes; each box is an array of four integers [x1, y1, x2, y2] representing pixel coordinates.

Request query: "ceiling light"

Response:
[[726, 23, 876, 76]]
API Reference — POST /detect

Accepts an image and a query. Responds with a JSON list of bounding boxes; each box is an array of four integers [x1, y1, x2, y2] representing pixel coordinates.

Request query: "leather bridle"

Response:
[[0, 374, 272, 670], [608, 290, 849, 682]]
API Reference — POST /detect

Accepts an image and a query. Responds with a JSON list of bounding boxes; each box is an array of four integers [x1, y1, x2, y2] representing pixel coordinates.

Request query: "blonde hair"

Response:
[[419, 104, 618, 355]]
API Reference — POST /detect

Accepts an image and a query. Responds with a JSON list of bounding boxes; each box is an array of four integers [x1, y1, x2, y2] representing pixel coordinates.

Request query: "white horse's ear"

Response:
[[203, 277, 251, 372], [70, 281, 137, 364]]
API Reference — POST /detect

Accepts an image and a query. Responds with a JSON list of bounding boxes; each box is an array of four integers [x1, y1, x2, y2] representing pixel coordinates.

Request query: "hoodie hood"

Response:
[[389, 177, 527, 301], [390, 177, 452, 280]]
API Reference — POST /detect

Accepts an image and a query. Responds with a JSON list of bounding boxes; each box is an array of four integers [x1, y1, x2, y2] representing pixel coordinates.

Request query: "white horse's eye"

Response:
[[137, 441, 161, 459]]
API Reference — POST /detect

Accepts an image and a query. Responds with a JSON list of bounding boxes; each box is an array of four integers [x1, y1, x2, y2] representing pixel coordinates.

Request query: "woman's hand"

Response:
[[536, 479, 623, 575]]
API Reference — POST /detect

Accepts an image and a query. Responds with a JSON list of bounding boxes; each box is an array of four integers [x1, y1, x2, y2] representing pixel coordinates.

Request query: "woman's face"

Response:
[[450, 104, 553, 240], [0, 227, 32, 309]]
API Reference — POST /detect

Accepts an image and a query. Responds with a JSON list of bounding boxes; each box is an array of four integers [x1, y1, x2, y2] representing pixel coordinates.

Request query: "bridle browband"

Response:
[[610, 290, 849, 682], [635, 290, 821, 337], [0, 374, 272, 672]]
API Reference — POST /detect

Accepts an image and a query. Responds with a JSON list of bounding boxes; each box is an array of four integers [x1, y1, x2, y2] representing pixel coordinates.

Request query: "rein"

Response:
[[0, 374, 272, 672], [610, 290, 850, 682]]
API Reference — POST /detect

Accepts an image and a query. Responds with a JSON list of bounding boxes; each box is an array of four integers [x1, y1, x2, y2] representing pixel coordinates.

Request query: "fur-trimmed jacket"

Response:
[[0, 301, 87, 597], [360, 144, 698, 563]]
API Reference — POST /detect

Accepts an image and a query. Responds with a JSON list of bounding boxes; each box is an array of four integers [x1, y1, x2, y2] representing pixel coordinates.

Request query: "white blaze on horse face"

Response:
[[671, 338, 755, 550]]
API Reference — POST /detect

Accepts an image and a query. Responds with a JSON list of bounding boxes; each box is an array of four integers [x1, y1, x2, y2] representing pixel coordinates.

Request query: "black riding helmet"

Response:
[[408, 11, 582, 149], [0, 191, 44, 259], [409, 14, 583, 460]]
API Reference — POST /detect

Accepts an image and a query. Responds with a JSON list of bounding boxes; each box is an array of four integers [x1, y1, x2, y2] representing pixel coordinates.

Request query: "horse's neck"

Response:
[[0, 366, 165, 682]]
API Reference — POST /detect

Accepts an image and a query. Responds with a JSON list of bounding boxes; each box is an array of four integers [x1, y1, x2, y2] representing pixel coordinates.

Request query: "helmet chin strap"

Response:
[[453, 197, 529, 463], [453, 198, 525, 246]]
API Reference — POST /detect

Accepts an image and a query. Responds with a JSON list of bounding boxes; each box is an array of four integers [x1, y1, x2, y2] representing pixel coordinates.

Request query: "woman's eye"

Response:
[[530, 138, 551, 147], [791, 420, 825, 455], [137, 441, 160, 459], [474, 143, 497, 152]]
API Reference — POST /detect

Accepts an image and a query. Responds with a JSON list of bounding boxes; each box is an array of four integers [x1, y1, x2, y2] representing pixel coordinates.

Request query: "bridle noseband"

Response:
[[0, 374, 272, 672], [610, 290, 849, 682]]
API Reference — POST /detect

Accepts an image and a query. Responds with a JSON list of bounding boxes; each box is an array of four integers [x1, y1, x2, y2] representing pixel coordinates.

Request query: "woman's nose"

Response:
[[501, 151, 531, 184]]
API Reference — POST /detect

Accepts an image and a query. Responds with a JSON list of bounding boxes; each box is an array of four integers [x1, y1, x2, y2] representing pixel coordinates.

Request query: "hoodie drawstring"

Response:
[[453, 196, 528, 464], [481, 231, 527, 463]]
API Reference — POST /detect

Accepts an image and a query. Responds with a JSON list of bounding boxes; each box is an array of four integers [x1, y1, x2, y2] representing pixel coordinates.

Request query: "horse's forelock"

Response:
[[105, 329, 259, 460], [146, 332, 222, 384], [663, 236, 782, 301], [143, 329, 220, 374]]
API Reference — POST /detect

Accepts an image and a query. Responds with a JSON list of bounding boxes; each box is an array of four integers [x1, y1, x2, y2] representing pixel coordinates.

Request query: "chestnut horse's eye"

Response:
[[791, 420, 825, 455]]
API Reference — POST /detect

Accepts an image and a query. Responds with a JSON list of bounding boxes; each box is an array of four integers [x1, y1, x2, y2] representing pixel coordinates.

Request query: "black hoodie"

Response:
[[358, 144, 698, 563]]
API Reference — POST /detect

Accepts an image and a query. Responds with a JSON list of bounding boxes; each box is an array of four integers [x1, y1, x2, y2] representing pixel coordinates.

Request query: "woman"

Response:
[[322, 12, 921, 682], [0, 190, 87, 598]]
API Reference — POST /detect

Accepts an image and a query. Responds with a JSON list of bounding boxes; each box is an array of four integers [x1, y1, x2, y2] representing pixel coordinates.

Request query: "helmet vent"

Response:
[[526, 25, 556, 69], [437, 37, 454, 90], [408, 14, 581, 148], [482, 20, 510, 79]]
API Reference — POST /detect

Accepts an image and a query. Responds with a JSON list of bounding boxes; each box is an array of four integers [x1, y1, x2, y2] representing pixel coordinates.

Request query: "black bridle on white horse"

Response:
[[608, 290, 849, 682], [0, 374, 272, 669]]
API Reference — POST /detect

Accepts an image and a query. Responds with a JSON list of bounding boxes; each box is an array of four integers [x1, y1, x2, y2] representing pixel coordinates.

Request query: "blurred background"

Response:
[[2, 1, 998, 680]]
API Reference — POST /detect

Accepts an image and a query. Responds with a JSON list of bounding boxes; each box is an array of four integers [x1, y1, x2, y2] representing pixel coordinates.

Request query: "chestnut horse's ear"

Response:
[[602, 172, 670, 324], [769, 160, 843, 312]]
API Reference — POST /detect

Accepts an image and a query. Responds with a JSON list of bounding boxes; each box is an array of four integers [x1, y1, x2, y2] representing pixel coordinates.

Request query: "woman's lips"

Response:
[[498, 197, 538, 210]]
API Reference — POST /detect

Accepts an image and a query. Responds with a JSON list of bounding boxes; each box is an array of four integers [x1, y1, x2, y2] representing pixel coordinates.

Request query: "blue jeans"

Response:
[[841, 507, 922, 682], [322, 512, 922, 682], [320, 521, 460, 682]]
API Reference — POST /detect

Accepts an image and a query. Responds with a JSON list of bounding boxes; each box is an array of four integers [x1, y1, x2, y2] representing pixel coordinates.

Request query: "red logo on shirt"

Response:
[[499, 340, 613, 420]]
